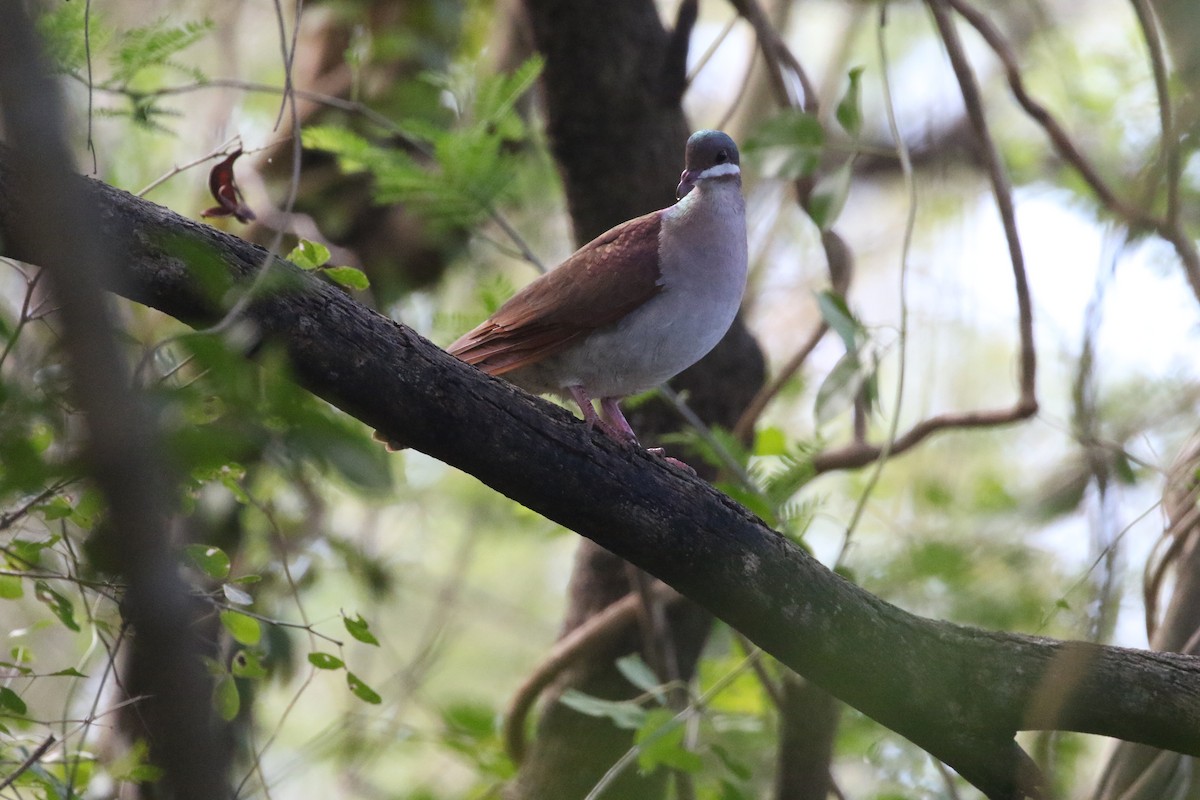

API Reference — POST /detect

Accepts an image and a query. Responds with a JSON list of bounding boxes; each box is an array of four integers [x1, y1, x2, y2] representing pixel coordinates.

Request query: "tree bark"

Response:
[[774, 675, 839, 800], [4, 161, 1200, 800]]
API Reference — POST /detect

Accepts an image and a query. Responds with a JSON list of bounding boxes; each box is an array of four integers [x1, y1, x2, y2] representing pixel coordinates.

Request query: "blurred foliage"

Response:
[[2, 1, 1199, 799], [302, 55, 542, 232]]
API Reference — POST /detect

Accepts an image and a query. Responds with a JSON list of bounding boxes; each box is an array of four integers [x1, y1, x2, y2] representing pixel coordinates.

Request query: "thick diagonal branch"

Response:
[[2, 165, 1200, 800]]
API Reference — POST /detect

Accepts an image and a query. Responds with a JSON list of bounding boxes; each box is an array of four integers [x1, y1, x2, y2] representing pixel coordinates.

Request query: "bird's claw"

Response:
[[647, 448, 697, 475]]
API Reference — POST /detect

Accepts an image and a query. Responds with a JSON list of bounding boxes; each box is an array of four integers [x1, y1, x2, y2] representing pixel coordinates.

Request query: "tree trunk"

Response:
[[508, 1, 767, 798]]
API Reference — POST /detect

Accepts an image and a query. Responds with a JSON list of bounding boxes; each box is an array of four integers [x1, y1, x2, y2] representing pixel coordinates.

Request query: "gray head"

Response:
[[676, 130, 740, 199]]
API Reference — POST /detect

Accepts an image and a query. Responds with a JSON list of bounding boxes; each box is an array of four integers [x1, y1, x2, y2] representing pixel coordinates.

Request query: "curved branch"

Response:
[[725, 0, 816, 111], [928, 0, 1036, 410], [4, 163, 1200, 800], [945, 0, 1200, 307], [503, 583, 683, 764]]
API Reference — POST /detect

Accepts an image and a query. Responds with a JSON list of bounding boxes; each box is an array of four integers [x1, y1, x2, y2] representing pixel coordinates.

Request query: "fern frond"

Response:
[[109, 18, 214, 86]]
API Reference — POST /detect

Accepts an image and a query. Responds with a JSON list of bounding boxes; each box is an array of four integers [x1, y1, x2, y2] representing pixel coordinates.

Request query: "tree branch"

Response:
[[945, 0, 1200, 307], [3, 163, 1200, 800]]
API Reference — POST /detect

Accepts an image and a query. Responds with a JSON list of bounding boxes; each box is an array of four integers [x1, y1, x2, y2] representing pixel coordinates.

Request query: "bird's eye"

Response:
[[715, 150, 729, 164]]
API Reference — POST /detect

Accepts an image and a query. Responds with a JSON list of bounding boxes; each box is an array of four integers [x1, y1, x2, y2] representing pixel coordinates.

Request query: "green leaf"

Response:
[[815, 349, 872, 427], [635, 708, 702, 773], [34, 580, 79, 631], [347, 671, 382, 704], [616, 654, 664, 701], [807, 158, 854, 231], [301, 126, 377, 173], [35, 496, 74, 521], [185, 544, 231, 580], [222, 583, 253, 606], [473, 55, 543, 129], [815, 290, 862, 350], [753, 426, 788, 457], [716, 779, 753, 800], [745, 110, 825, 179], [307, 652, 345, 670], [0, 686, 27, 716], [442, 701, 496, 739], [712, 743, 753, 781], [49, 667, 86, 677], [558, 689, 646, 730], [836, 66, 865, 137], [129, 763, 166, 784], [231, 649, 268, 679], [7, 538, 57, 569], [321, 266, 371, 291], [0, 574, 22, 600], [109, 739, 163, 784], [747, 109, 824, 149], [213, 675, 240, 721], [342, 612, 379, 646], [219, 610, 261, 646], [217, 465, 250, 504], [287, 239, 331, 270]]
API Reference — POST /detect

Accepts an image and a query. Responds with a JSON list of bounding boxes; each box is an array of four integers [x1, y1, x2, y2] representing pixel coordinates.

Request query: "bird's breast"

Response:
[[519, 184, 747, 398]]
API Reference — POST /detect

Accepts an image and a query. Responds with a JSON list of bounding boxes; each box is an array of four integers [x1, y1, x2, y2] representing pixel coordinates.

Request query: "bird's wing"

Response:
[[447, 211, 665, 375]]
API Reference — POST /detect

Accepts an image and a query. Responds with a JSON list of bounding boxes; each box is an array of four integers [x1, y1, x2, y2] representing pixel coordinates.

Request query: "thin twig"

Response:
[[834, 0, 916, 568], [0, 265, 43, 369], [943, 0, 1142, 223], [732, 322, 826, 442], [1130, 0, 1180, 229], [659, 385, 756, 489], [732, 630, 783, 708], [686, 14, 739, 87], [808, 0, 1042, 477], [136, 135, 247, 197], [947, 0, 1200, 306], [725, 0, 817, 111], [929, 0, 1035, 410], [0, 735, 57, 791], [0, 480, 75, 532]]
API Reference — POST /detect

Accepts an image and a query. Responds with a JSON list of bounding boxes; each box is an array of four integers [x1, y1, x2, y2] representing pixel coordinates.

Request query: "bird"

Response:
[[393, 129, 747, 456]]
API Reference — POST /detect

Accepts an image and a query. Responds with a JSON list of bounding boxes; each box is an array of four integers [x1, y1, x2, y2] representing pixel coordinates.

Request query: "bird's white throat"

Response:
[[698, 162, 740, 180]]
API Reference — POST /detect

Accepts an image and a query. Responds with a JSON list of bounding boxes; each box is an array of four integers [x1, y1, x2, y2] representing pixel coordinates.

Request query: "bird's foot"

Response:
[[599, 419, 639, 445], [569, 387, 641, 444], [647, 447, 696, 475]]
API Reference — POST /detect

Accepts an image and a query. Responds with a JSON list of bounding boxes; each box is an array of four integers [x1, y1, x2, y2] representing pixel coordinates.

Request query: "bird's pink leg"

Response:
[[567, 385, 604, 430], [599, 397, 639, 444], [567, 388, 691, 471], [567, 386, 638, 443], [603, 396, 695, 474]]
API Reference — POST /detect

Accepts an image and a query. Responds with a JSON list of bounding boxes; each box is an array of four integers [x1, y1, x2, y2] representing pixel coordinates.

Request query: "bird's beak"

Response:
[[675, 169, 696, 200]]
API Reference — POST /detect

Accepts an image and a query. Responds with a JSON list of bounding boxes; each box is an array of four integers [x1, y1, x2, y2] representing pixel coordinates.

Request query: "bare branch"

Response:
[[1130, 0, 1181, 229], [929, 0, 1036, 409], [725, 0, 817, 111], [946, 0, 1200, 306]]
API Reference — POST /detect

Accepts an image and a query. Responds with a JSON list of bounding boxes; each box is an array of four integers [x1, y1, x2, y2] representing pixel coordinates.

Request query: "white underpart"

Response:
[[525, 175, 747, 398]]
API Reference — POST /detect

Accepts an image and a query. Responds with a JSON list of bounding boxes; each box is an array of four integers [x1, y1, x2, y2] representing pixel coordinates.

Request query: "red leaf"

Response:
[[201, 148, 256, 224]]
